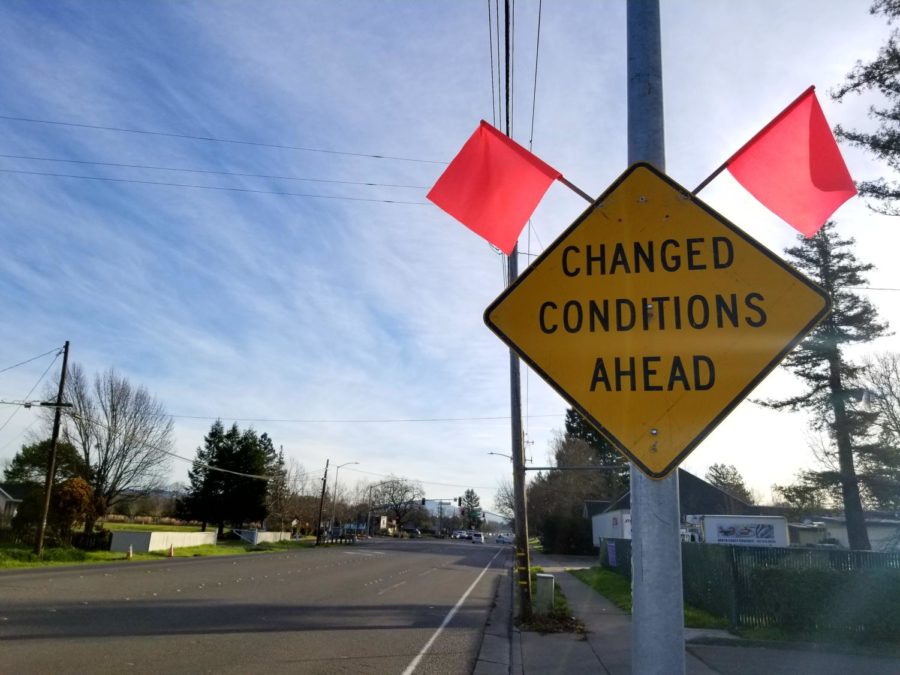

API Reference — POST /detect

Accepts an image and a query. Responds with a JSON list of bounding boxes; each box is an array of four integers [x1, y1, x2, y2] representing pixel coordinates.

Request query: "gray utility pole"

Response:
[[315, 459, 329, 546], [627, 2, 686, 673], [34, 340, 70, 557]]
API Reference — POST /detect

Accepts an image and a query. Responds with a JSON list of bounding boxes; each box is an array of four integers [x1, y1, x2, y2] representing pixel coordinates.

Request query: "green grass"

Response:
[[520, 566, 585, 633], [103, 522, 204, 533], [0, 536, 317, 569], [571, 567, 728, 630]]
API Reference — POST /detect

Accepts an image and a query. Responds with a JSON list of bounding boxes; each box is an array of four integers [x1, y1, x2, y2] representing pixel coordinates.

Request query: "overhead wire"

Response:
[[488, 0, 497, 127], [0, 346, 63, 376], [0, 114, 445, 164], [0, 152, 430, 189], [0, 168, 429, 205], [67, 410, 272, 481], [524, 0, 544, 444], [0, 349, 62, 435], [343, 465, 502, 492], [166, 412, 563, 423]]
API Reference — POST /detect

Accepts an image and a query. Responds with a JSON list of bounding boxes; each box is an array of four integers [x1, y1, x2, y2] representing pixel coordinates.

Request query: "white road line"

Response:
[[401, 548, 504, 675], [377, 580, 407, 596]]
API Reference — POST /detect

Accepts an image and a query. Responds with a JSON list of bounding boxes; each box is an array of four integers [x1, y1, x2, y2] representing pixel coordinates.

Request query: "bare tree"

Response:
[[373, 476, 425, 530], [863, 352, 900, 444], [495, 479, 515, 522], [58, 365, 173, 531]]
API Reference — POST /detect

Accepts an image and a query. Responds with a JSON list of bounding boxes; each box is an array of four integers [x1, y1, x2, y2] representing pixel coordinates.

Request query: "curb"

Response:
[[474, 560, 515, 675]]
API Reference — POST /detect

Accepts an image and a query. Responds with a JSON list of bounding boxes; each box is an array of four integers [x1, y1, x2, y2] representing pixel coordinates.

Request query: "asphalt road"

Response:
[[0, 538, 512, 674]]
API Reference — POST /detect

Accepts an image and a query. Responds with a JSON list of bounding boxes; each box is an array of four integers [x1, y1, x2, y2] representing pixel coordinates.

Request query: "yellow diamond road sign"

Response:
[[484, 163, 831, 479]]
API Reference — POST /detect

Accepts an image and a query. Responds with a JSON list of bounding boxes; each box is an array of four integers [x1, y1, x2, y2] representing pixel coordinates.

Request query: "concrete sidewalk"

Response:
[[477, 551, 900, 675]]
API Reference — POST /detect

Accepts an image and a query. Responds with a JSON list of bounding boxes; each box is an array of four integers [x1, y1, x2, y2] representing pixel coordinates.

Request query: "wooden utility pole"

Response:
[[34, 340, 70, 557], [315, 459, 329, 545]]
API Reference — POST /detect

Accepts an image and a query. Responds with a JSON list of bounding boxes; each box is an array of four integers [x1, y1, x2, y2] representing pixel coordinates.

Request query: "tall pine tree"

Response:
[[563, 408, 630, 496], [834, 0, 900, 214], [760, 222, 889, 549]]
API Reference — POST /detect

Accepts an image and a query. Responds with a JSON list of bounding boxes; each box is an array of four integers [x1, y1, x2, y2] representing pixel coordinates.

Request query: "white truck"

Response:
[[681, 514, 789, 548]]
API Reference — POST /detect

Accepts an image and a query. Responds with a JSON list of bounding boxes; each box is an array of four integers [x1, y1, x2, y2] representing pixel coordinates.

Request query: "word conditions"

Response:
[[537, 236, 765, 393]]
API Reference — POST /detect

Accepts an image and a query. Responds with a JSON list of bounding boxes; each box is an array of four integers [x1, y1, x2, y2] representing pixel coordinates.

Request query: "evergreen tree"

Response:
[[178, 420, 225, 531], [563, 408, 630, 496], [760, 222, 889, 549], [222, 427, 269, 529], [179, 421, 271, 534], [4, 439, 86, 486], [833, 0, 900, 214], [704, 463, 754, 503], [461, 489, 481, 529]]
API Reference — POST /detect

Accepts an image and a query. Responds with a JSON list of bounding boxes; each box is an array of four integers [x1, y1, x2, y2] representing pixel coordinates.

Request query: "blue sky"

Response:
[[0, 1, 898, 508]]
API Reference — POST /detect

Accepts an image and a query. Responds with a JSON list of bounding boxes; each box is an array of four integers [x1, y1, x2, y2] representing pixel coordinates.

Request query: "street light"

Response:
[[330, 461, 359, 536], [488, 451, 512, 461]]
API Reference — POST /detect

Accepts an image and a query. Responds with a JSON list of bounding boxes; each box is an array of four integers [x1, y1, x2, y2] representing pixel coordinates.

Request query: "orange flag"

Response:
[[427, 121, 561, 255], [726, 86, 856, 237]]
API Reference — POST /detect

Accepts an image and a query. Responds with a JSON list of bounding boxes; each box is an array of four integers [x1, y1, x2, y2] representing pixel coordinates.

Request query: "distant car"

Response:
[[452, 530, 466, 539], [471, 532, 484, 544], [496, 534, 513, 544]]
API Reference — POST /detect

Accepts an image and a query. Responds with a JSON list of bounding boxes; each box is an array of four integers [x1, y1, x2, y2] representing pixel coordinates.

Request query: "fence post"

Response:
[[728, 545, 741, 629]]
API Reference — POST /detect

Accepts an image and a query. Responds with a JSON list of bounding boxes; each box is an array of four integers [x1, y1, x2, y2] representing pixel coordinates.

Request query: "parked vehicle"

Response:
[[682, 515, 789, 548], [496, 533, 513, 544], [471, 532, 484, 544]]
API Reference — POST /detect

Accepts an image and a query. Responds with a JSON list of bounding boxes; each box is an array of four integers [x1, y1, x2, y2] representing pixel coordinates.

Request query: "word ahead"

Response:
[[484, 163, 829, 479]]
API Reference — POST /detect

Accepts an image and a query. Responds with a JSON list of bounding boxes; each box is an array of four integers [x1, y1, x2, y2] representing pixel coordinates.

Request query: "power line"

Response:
[[0, 152, 430, 189], [488, 0, 497, 127], [68, 411, 271, 481], [0, 346, 62, 376], [167, 412, 564, 424], [528, 0, 543, 149], [342, 465, 501, 491], [0, 168, 429, 205], [847, 287, 900, 292], [0, 114, 446, 164], [0, 351, 61, 435]]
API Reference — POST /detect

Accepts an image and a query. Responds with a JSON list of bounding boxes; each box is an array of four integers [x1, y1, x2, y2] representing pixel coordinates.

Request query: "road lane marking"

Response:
[[401, 548, 504, 675], [377, 580, 407, 596]]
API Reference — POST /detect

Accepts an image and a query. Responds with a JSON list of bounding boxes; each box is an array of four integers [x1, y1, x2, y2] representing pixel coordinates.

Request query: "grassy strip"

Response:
[[103, 523, 205, 533], [0, 537, 316, 569], [519, 566, 585, 634], [571, 567, 727, 630]]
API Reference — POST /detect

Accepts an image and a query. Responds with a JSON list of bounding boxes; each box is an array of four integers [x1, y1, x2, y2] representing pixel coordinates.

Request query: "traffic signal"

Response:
[[421, 498, 426, 505], [457, 497, 462, 506]]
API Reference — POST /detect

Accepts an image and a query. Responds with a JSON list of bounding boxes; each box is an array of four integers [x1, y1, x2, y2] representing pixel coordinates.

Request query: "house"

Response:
[[582, 500, 610, 520], [0, 482, 28, 527], [589, 469, 755, 547], [813, 515, 900, 552]]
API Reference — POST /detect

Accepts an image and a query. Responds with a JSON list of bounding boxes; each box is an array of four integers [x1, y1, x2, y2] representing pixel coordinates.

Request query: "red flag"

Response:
[[427, 120, 561, 254], [726, 86, 856, 237]]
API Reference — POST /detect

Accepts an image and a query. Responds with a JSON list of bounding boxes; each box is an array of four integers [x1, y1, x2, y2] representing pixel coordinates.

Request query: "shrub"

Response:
[[540, 515, 594, 554]]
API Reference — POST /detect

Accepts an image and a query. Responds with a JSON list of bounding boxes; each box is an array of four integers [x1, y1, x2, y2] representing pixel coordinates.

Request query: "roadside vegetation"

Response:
[[0, 535, 316, 570], [518, 566, 585, 634], [571, 567, 728, 630]]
